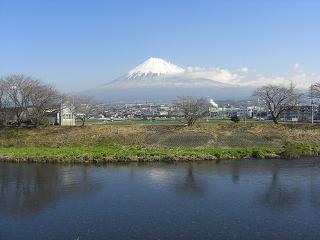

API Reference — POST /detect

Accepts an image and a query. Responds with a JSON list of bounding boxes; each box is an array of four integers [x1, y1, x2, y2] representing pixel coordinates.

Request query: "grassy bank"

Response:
[[0, 123, 319, 163], [0, 143, 319, 163], [0, 145, 281, 163]]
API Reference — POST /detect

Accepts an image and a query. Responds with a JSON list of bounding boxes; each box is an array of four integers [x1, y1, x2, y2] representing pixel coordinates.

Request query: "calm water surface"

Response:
[[1, 159, 320, 240]]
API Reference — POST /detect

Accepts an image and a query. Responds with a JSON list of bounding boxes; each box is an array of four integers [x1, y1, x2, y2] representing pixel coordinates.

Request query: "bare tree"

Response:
[[310, 83, 320, 99], [174, 96, 210, 126], [67, 96, 97, 126], [28, 83, 61, 126], [0, 80, 8, 125], [0, 80, 5, 110], [0, 74, 62, 127], [253, 84, 301, 124], [1, 74, 35, 125]]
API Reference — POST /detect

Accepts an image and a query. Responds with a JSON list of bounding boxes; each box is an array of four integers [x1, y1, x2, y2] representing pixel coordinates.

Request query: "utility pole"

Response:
[[310, 84, 315, 124], [311, 99, 314, 124], [258, 97, 261, 121]]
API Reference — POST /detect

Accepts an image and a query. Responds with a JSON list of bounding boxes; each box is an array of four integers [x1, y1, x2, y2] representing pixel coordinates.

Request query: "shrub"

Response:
[[282, 142, 316, 159], [230, 115, 240, 123]]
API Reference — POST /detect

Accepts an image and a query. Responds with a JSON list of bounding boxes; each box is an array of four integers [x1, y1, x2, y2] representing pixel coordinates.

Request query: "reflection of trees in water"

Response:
[[309, 173, 320, 208], [0, 164, 103, 217], [175, 165, 207, 197], [231, 161, 240, 183], [256, 163, 302, 208]]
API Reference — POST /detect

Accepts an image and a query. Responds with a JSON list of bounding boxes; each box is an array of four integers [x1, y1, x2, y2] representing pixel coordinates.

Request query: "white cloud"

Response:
[[239, 76, 290, 87], [184, 66, 242, 85], [240, 67, 249, 73], [186, 66, 205, 72], [179, 63, 318, 90]]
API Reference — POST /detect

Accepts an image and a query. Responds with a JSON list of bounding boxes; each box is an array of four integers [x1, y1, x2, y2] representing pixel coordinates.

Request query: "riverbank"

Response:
[[0, 123, 319, 163], [0, 142, 319, 163], [0, 145, 278, 163]]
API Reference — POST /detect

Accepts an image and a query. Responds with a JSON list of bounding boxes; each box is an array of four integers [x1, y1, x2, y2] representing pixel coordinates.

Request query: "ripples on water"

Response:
[[0, 159, 320, 240]]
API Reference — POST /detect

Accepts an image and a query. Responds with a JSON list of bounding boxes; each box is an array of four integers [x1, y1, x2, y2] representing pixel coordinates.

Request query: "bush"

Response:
[[230, 115, 240, 123], [282, 142, 317, 159], [41, 117, 49, 126]]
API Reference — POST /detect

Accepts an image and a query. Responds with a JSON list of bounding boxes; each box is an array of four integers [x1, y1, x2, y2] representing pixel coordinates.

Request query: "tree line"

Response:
[[175, 83, 320, 125], [1, 73, 320, 127], [0, 74, 61, 126], [254, 83, 320, 124], [0, 74, 97, 127]]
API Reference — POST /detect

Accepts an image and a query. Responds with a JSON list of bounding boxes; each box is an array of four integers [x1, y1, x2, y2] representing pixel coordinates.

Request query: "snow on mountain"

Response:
[[107, 57, 227, 87], [127, 57, 185, 78], [83, 57, 254, 101]]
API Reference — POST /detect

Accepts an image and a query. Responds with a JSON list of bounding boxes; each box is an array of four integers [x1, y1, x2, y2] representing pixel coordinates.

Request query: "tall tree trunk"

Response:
[[35, 121, 39, 128], [271, 114, 278, 124], [187, 118, 193, 126]]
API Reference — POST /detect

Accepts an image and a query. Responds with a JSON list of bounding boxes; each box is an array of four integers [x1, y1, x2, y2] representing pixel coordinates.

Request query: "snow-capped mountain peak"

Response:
[[127, 57, 185, 78]]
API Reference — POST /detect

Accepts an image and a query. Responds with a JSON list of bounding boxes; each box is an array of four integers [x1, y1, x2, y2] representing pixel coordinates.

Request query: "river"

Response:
[[0, 159, 320, 240]]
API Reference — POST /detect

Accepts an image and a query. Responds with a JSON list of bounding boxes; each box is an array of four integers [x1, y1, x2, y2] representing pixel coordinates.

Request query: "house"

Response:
[[60, 104, 76, 126], [45, 103, 76, 126], [279, 105, 315, 122], [0, 103, 76, 126]]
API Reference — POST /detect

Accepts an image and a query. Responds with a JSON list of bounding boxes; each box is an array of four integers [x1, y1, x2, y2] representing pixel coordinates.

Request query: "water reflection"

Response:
[[1, 160, 320, 240], [255, 162, 302, 208], [309, 173, 320, 208], [0, 163, 103, 217], [175, 165, 207, 196], [231, 160, 241, 183]]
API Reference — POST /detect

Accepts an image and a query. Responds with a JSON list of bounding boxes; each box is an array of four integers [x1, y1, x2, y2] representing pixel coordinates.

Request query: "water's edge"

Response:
[[1, 142, 319, 164]]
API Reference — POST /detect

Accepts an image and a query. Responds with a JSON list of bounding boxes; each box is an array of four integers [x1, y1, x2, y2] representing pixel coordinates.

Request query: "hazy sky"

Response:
[[0, 0, 319, 92]]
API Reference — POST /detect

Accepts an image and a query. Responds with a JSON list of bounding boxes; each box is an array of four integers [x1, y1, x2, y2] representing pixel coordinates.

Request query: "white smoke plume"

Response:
[[209, 98, 218, 108]]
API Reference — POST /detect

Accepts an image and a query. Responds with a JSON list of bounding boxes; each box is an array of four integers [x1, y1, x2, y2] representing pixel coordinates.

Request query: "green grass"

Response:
[[282, 142, 320, 159], [1, 142, 318, 164], [1, 141, 319, 163], [0, 144, 283, 163], [1, 122, 319, 163]]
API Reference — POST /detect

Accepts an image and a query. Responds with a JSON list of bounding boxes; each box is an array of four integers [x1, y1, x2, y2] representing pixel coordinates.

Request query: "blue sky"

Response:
[[0, 0, 319, 91]]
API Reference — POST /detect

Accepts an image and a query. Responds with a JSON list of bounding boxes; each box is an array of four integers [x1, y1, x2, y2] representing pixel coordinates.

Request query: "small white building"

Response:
[[46, 103, 76, 126], [60, 105, 76, 126]]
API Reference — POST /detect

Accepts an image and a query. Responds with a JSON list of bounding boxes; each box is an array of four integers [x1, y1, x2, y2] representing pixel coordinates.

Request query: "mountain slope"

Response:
[[84, 57, 254, 101], [127, 57, 185, 78]]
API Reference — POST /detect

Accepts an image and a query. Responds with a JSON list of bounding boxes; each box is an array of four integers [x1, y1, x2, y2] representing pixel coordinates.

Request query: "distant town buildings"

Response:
[[1, 98, 319, 126], [90, 101, 320, 123]]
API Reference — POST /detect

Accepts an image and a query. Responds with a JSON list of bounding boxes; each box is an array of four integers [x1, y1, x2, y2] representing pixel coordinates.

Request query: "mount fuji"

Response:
[[127, 57, 185, 78], [84, 57, 253, 101]]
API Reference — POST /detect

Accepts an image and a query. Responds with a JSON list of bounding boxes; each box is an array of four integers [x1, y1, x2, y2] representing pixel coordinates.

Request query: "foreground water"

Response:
[[0, 159, 320, 240]]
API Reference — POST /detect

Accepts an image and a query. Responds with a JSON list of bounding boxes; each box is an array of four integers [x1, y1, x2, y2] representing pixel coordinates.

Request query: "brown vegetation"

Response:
[[0, 122, 319, 148]]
